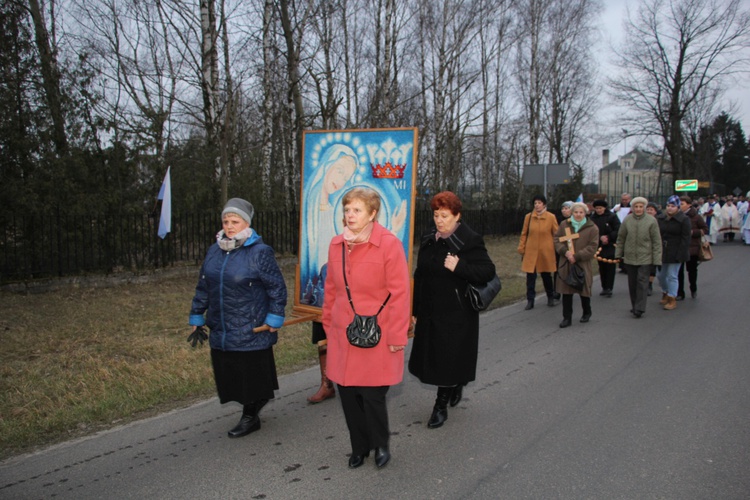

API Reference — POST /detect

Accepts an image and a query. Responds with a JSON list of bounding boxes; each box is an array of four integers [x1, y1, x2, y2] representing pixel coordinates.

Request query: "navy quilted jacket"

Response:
[[189, 231, 286, 351]]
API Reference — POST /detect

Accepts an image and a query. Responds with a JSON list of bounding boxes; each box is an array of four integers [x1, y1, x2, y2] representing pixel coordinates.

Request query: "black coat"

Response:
[[409, 222, 495, 386], [656, 210, 691, 263], [589, 209, 620, 259]]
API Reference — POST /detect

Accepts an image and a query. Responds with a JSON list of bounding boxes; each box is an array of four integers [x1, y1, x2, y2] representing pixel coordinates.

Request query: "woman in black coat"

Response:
[[589, 199, 620, 297], [409, 191, 496, 429]]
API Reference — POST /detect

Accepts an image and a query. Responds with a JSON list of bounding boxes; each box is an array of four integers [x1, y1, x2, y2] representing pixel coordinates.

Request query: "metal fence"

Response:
[[0, 209, 525, 284]]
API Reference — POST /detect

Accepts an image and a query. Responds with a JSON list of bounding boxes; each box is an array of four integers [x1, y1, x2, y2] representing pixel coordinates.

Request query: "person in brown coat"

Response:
[[677, 196, 709, 299], [518, 195, 559, 310], [554, 202, 599, 328]]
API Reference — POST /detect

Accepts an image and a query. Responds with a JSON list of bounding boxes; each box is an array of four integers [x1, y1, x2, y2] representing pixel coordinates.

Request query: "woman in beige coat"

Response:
[[554, 202, 599, 328], [518, 195, 559, 309]]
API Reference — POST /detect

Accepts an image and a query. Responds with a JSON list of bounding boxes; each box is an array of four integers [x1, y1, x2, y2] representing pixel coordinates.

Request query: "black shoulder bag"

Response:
[[562, 260, 585, 290], [342, 245, 391, 348], [465, 275, 502, 312]]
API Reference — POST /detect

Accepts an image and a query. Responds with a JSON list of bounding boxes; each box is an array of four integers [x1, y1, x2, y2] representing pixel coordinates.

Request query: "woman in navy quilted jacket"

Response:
[[189, 198, 287, 438]]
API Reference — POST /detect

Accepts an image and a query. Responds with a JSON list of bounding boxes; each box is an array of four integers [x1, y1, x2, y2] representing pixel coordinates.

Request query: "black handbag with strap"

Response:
[[562, 260, 585, 290], [341, 245, 390, 348], [465, 275, 502, 312]]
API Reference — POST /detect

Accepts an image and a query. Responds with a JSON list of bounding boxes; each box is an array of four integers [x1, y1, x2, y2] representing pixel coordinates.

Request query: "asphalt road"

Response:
[[2, 242, 749, 499]]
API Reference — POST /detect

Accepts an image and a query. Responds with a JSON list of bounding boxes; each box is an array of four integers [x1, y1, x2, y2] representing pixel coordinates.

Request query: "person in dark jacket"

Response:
[[677, 196, 709, 299], [645, 202, 662, 295], [409, 191, 496, 430], [590, 199, 620, 297], [656, 195, 691, 311], [189, 198, 287, 438]]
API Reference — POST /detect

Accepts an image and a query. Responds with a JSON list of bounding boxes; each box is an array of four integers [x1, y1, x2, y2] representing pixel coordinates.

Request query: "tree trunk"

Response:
[[27, 0, 67, 155], [261, 0, 274, 206]]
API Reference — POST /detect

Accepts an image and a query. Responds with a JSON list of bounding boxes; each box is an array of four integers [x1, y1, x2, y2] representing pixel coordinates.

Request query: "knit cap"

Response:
[[222, 198, 255, 225], [666, 195, 680, 206]]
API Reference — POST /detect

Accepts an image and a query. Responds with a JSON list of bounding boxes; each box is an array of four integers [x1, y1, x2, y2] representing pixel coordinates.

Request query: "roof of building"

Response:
[[601, 148, 671, 172]]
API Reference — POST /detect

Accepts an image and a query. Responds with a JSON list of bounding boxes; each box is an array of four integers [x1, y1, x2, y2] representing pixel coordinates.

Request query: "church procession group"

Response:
[[517, 190, 750, 326], [185, 184, 749, 471]]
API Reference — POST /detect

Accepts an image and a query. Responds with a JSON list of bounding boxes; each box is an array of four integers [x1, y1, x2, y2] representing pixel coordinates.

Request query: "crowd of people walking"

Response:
[[186, 188, 743, 471]]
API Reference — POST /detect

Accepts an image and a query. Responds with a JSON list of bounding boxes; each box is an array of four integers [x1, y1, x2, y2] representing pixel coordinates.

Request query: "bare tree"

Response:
[[278, 0, 314, 209], [477, 0, 514, 205], [541, 0, 599, 165], [260, 0, 275, 205], [73, 0, 181, 162], [610, 0, 750, 179], [513, 0, 553, 166], [26, 0, 68, 155], [415, 0, 486, 193]]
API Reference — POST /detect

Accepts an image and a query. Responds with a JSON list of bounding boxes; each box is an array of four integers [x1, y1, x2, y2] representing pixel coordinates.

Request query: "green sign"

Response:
[[675, 179, 698, 192]]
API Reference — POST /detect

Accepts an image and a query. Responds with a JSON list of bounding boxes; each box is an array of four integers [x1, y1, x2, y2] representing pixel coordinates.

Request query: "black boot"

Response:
[[427, 387, 451, 429], [449, 384, 464, 407], [524, 299, 534, 310], [228, 399, 267, 438]]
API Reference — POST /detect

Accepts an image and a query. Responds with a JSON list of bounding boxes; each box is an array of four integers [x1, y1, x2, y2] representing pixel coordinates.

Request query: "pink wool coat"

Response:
[[517, 210, 559, 273], [322, 222, 411, 387]]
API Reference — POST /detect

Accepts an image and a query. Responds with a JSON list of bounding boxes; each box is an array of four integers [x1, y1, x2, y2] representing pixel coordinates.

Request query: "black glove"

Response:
[[187, 326, 208, 348]]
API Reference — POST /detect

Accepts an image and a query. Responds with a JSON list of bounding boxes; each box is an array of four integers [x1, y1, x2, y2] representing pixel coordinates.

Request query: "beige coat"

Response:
[[554, 218, 599, 297], [518, 211, 559, 273]]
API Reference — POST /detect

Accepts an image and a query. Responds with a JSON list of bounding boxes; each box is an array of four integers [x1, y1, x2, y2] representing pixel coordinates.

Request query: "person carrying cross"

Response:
[[553, 202, 599, 328]]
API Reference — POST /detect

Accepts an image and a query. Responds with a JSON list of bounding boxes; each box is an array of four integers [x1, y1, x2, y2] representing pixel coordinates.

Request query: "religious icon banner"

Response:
[[296, 128, 418, 313]]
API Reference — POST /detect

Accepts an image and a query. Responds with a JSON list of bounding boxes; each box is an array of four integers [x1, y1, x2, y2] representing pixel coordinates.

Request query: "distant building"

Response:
[[598, 148, 672, 205]]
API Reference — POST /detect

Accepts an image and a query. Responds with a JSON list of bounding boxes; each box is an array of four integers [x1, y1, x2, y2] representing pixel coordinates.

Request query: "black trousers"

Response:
[[677, 257, 699, 297], [598, 260, 617, 291], [338, 385, 390, 455], [562, 293, 591, 320], [526, 272, 554, 300]]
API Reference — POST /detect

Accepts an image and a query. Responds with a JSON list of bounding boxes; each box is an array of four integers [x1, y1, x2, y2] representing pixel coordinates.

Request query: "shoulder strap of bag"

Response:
[[341, 243, 391, 315]]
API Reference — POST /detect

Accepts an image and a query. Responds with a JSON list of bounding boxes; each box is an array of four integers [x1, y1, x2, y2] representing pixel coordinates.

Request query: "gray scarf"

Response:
[[216, 227, 253, 251]]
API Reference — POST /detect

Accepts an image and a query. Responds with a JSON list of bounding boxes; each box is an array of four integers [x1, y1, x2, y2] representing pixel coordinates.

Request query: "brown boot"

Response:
[[663, 296, 677, 310], [307, 347, 335, 403], [659, 292, 668, 305]]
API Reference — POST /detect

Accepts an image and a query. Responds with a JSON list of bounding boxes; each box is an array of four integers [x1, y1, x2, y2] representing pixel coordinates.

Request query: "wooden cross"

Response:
[[559, 226, 580, 254]]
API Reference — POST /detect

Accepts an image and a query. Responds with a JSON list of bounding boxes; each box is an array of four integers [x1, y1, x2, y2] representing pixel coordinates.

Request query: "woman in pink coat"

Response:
[[322, 187, 410, 470]]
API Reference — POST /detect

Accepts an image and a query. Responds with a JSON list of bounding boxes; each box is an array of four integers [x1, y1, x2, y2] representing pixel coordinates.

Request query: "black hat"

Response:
[[592, 199, 608, 208]]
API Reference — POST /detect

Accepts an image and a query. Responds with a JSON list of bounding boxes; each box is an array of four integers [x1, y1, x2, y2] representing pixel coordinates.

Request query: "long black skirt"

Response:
[[210, 347, 278, 405]]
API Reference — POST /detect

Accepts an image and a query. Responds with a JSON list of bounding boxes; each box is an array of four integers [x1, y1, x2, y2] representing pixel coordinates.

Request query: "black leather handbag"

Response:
[[342, 245, 390, 348], [562, 260, 585, 290], [465, 275, 502, 312]]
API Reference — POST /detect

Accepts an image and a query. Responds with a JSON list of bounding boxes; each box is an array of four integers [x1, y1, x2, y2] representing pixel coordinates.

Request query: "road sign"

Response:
[[675, 179, 698, 191], [522, 163, 570, 185]]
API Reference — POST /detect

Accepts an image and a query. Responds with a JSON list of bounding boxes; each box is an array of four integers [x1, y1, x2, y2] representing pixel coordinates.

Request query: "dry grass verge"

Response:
[[0, 235, 529, 460]]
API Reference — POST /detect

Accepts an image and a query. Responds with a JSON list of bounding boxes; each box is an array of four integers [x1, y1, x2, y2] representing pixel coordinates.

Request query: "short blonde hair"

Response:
[[341, 187, 381, 215]]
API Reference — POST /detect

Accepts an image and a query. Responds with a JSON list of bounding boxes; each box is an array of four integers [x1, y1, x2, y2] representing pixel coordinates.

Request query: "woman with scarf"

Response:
[[189, 198, 287, 438], [554, 202, 599, 328], [409, 191, 496, 430], [322, 188, 410, 469]]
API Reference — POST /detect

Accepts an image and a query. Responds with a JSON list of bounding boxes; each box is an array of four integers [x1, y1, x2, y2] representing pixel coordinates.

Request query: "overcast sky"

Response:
[[591, 0, 750, 167]]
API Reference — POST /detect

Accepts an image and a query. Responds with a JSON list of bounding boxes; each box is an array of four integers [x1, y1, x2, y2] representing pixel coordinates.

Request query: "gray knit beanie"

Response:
[[222, 198, 254, 225]]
